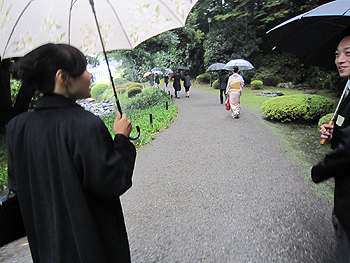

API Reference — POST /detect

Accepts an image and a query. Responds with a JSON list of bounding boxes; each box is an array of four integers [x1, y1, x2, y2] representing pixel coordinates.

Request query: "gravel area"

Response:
[[0, 87, 335, 262]]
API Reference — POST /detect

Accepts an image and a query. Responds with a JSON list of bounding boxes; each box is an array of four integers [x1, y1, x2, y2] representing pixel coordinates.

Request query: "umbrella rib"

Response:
[[158, 0, 184, 25], [68, 0, 77, 44], [105, 0, 133, 48], [2, 0, 34, 59]]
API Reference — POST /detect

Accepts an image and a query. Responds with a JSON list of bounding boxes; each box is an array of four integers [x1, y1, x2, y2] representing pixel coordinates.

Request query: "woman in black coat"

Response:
[[171, 71, 181, 98], [7, 43, 136, 263]]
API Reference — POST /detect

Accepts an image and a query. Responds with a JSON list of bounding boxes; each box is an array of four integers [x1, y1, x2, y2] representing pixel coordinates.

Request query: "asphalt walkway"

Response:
[[1, 86, 335, 262]]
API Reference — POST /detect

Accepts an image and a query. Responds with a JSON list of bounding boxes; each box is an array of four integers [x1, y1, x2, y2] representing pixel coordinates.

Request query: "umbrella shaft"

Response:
[[89, 0, 121, 113]]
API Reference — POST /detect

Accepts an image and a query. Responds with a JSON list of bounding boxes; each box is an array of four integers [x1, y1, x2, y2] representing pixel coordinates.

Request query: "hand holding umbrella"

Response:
[[89, 0, 140, 140]]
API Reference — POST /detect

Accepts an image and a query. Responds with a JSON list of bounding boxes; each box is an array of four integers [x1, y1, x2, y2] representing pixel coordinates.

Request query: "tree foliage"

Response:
[[101, 0, 339, 91]]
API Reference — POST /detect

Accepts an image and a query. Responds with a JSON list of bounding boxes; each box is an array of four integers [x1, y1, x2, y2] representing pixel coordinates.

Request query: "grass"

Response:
[[192, 83, 337, 204], [101, 103, 178, 148]]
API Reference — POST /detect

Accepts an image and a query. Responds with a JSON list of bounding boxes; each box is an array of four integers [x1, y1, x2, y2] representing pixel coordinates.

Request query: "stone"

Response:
[[256, 90, 284, 97], [76, 99, 115, 117]]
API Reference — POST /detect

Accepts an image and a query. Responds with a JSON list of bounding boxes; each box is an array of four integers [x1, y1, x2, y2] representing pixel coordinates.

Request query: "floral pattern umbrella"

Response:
[[0, 0, 199, 59]]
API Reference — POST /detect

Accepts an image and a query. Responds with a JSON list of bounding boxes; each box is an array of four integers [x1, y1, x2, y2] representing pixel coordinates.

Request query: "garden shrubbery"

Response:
[[261, 94, 335, 122], [318, 113, 334, 129], [212, 79, 219, 89], [127, 87, 142, 98], [196, 73, 210, 83], [128, 83, 143, 89], [122, 87, 169, 111], [251, 80, 263, 90], [91, 83, 108, 99]]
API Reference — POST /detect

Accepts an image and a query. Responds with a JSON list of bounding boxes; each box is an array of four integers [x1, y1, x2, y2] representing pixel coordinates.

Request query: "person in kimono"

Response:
[[226, 66, 244, 118], [7, 43, 136, 263]]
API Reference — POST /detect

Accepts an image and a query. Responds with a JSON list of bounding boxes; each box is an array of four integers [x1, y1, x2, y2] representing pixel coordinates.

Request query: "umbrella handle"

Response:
[[320, 119, 334, 145], [129, 125, 141, 140], [115, 99, 140, 141]]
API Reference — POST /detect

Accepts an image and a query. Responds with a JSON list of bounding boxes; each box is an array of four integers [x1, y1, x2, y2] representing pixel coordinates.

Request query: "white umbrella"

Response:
[[206, 62, 226, 72], [151, 67, 163, 75], [0, 0, 199, 59], [1, 0, 198, 140], [223, 59, 254, 71]]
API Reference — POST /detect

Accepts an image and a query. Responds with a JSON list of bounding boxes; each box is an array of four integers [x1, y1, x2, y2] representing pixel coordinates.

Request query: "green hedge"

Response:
[[261, 94, 335, 122], [251, 80, 263, 90], [91, 83, 108, 99], [129, 83, 143, 89], [212, 79, 219, 89], [127, 87, 142, 98], [122, 87, 170, 111], [196, 73, 210, 83], [318, 113, 334, 129]]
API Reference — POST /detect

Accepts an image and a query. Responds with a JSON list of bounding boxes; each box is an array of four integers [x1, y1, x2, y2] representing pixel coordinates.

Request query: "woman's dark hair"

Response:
[[12, 43, 87, 94], [233, 66, 239, 73]]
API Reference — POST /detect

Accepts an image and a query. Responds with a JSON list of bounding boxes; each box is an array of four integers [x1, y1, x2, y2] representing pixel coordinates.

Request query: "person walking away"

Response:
[[182, 71, 191, 98], [148, 74, 154, 87], [226, 66, 244, 118], [7, 43, 137, 263], [154, 73, 160, 88], [311, 30, 350, 263], [171, 71, 181, 98], [164, 73, 169, 87], [218, 70, 229, 104]]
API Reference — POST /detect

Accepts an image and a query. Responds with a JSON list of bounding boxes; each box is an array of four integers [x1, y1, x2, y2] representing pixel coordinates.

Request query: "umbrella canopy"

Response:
[[164, 68, 173, 73], [0, 0, 199, 59], [151, 68, 163, 75], [266, 0, 350, 69], [206, 63, 226, 72], [143, 71, 152, 78], [223, 59, 254, 71], [177, 65, 190, 70]]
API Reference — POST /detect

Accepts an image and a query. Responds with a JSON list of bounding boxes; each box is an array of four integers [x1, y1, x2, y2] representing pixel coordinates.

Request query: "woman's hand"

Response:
[[320, 123, 334, 140], [114, 112, 132, 137]]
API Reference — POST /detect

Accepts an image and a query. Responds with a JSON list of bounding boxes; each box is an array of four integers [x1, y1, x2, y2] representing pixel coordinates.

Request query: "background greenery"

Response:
[[88, 0, 342, 95]]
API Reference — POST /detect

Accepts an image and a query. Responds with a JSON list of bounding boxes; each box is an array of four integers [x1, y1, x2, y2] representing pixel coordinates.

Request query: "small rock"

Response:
[[256, 90, 284, 97]]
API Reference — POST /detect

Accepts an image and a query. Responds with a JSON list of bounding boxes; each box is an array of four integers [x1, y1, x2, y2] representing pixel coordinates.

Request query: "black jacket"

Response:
[[218, 73, 229, 90], [312, 86, 350, 232], [7, 94, 136, 262]]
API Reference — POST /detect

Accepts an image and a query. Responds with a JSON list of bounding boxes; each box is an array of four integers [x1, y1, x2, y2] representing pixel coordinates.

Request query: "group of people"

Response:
[[170, 71, 191, 99], [147, 71, 191, 99], [5, 28, 350, 263], [218, 66, 245, 119]]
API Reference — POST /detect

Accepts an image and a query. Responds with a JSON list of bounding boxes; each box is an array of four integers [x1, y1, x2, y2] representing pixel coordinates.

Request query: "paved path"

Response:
[[1, 87, 335, 262]]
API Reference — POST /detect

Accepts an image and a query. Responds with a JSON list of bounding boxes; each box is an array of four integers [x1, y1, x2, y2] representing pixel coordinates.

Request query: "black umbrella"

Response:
[[206, 63, 226, 72], [177, 65, 190, 70], [267, 0, 350, 70]]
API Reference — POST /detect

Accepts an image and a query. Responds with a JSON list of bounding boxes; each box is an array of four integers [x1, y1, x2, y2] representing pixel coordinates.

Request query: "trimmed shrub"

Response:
[[124, 82, 134, 89], [100, 88, 114, 101], [113, 78, 127, 86], [129, 83, 143, 89], [318, 113, 334, 129], [91, 83, 108, 99], [122, 87, 169, 111], [212, 79, 219, 89], [261, 94, 335, 122], [251, 80, 263, 90], [116, 86, 126, 94], [196, 73, 210, 83], [127, 87, 142, 98]]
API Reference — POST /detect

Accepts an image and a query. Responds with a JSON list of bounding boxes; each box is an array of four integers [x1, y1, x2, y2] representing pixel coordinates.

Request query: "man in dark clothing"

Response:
[[218, 70, 229, 104], [311, 34, 350, 263]]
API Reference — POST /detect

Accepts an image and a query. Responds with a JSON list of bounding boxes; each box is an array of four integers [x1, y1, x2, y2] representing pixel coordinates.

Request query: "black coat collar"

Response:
[[35, 93, 79, 110]]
